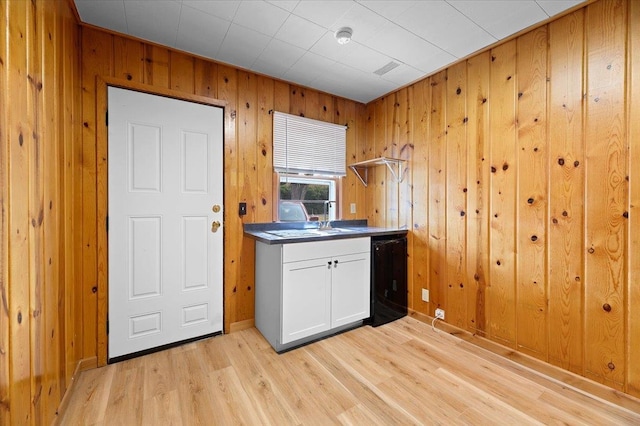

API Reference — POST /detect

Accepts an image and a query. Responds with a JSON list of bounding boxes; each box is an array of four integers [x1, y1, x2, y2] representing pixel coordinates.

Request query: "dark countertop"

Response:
[[243, 220, 408, 245]]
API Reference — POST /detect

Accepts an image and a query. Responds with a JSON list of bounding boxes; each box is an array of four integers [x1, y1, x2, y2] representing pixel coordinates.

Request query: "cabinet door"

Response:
[[331, 251, 371, 328], [282, 258, 332, 344]]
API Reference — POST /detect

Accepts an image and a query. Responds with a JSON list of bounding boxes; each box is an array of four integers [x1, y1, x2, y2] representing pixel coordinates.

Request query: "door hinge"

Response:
[[105, 110, 108, 126], [106, 320, 109, 335]]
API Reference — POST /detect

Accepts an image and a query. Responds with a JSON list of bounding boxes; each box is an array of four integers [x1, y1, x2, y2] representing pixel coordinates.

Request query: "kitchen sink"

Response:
[[265, 228, 356, 238]]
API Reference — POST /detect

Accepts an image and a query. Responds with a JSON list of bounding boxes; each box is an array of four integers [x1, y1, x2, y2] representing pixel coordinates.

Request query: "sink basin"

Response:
[[265, 228, 356, 238]]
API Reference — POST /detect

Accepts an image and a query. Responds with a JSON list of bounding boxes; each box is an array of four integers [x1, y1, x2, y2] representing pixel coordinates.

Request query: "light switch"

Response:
[[350, 203, 356, 214]]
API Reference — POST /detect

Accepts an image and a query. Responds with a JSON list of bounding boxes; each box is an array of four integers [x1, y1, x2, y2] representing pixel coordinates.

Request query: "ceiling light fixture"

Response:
[[335, 27, 353, 45]]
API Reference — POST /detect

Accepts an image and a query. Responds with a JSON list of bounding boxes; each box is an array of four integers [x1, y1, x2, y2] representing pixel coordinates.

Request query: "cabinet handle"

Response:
[[327, 261, 332, 269], [334, 260, 339, 268]]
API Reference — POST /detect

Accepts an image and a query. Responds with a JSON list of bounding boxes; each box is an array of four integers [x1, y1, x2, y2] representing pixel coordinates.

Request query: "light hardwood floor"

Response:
[[58, 316, 640, 425]]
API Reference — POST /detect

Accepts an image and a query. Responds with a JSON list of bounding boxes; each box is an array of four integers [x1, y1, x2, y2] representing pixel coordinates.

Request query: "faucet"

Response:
[[320, 201, 336, 229]]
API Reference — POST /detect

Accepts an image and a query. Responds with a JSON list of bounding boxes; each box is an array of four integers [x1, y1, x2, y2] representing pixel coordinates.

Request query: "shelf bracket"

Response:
[[348, 157, 405, 187]]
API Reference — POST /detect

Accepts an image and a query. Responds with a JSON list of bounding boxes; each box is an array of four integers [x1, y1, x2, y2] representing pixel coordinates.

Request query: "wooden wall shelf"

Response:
[[348, 157, 405, 187]]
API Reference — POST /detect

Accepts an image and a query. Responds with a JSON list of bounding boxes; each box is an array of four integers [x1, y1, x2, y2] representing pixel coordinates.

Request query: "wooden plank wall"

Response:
[[0, 0, 81, 424], [367, 0, 640, 397], [78, 27, 367, 351]]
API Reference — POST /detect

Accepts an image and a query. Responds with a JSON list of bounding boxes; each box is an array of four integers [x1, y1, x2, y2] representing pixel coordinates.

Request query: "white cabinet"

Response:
[[330, 252, 370, 328], [281, 257, 332, 344], [255, 237, 371, 352]]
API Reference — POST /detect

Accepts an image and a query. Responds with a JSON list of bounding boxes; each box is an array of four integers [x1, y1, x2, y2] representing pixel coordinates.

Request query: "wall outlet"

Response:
[[350, 203, 356, 214], [435, 308, 445, 320], [421, 288, 429, 302]]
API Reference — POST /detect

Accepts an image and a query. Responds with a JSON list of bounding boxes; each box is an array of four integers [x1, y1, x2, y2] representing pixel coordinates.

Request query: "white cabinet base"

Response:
[[255, 237, 371, 352]]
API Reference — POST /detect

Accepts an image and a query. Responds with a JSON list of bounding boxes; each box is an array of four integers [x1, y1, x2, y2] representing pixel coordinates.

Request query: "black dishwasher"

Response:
[[369, 234, 408, 327]]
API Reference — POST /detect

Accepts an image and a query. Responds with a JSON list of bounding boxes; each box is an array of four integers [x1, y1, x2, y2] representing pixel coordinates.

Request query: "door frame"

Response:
[[96, 77, 227, 367]]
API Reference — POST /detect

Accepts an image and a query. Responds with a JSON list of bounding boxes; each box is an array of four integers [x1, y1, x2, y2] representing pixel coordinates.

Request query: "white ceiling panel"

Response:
[[336, 43, 396, 74], [329, 3, 389, 43], [75, 0, 128, 34], [395, 2, 497, 58], [357, 1, 418, 22], [216, 23, 271, 69], [74, 0, 587, 103], [536, 0, 584, 16], [176, 5, 230, 58], [291, 0, 353, 28], [181, 0, 240, 21], [380, 64, 424, 87], [233, 1, 290, 36], [283, 51, 337, 87], [448, 0, 548, 40], [123, 1, 182, 47], [266, 0, 300, 13], [255, 39, 306, 77], [275, 15, 326, 50], [368, 21, 456, 73]]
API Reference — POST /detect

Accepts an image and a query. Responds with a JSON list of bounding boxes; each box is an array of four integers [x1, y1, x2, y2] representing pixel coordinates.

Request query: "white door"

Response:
[[108, 87, 223, 360], [331, 252, 371, 328], [281, 258, 332, 344]]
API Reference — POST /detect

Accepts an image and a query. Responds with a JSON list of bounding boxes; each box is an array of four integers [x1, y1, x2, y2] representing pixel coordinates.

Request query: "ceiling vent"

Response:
[[374, 61, 400, 76]]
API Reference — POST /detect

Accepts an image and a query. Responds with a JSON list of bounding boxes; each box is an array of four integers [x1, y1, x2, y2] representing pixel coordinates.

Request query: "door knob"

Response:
[[212, 204, 221, 213], [211, 221, 221, 233]]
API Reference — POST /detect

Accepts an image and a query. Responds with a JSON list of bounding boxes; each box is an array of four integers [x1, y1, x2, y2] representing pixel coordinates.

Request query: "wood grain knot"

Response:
[[491, 166, 497, 173], [261, 149, 267, 156], [518, 92, 523, 99], [574, 160, 580, 167], [608, 362, 615, 370], [588, 248, 595, 254], [460, 211, 465, 217], [462, 188, 467, 192], [623, 211, 629, 218], [474, 274, 479, 281], [558, 158, 565, 166], [552, 218, 558, 224], [262, 198, 267, 206], [562, 211, 568, 217], [527, 198, 534, 204], [456, 87, 461, 95], [19, 133, 24, 146], [530, 235, 538, 242], [18, 311, 22, 324], [463, 117, 468, 123], [603, 303, 611, 312], [126, 73, 132, 81], [92, 286, 97, 293], [482, 98, 487, 104], [496, 260, 501, 266], [502, 163, 509, 171]]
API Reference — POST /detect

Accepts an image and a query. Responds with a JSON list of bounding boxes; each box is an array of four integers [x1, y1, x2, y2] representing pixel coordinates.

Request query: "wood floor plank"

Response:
[[58, 317, 640, 425]]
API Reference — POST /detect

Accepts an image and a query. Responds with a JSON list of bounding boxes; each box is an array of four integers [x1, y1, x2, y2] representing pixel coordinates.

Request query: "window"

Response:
[[278, 175, 339, 222], [273, 111, 346, 222]]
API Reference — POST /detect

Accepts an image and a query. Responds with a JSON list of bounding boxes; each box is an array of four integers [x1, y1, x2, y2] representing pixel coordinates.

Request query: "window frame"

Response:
[[275, 172, 342, 222]]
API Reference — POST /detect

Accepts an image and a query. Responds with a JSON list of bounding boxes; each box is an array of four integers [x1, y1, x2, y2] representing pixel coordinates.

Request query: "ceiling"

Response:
[[74, 0, 585, 103]]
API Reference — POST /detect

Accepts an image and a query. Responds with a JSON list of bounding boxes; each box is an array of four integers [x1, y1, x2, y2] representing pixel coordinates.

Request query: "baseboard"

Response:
[[53, 356, 98, 424], [407, 310, 640, 415], [229, 319, 254, 333]]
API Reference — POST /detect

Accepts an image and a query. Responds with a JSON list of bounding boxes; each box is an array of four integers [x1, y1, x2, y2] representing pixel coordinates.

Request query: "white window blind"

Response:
[[273, 111, 347, 176]]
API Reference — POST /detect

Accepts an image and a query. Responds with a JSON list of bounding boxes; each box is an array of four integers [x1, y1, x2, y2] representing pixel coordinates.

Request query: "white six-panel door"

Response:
[[108, 87, 223, 360]]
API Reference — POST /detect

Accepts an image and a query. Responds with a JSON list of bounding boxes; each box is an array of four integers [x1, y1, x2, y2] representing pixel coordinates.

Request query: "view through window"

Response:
[[279, 175, 338, 222]]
